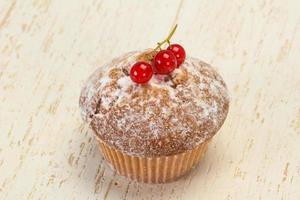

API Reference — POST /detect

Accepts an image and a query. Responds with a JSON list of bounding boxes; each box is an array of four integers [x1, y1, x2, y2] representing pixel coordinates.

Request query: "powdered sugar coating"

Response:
[[79, 50, 229, 157]]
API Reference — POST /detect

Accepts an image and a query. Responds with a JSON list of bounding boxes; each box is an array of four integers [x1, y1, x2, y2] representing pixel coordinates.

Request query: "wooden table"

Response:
[[1, 0, 300, 199]]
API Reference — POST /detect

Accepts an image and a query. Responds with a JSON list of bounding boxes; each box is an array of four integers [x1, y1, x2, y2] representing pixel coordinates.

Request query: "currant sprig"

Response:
[[130, 24, 186, 84], [154, 24, 178, 51]]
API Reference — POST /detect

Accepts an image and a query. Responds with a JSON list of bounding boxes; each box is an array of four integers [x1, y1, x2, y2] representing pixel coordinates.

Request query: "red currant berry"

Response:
[[130, 62, 153, 84], [153, 50, 177, 74], [167, 44, 186, 67]]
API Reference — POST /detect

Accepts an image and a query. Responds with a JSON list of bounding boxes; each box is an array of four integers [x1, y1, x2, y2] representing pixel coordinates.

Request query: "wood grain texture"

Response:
[[0, 0, 300, 199]]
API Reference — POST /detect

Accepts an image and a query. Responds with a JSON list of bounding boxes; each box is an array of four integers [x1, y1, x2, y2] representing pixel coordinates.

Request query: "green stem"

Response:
[[154, 24, 178, 51]]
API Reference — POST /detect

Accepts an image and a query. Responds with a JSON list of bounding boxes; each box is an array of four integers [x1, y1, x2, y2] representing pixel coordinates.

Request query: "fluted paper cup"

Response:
[[97, 139, 210, 183]]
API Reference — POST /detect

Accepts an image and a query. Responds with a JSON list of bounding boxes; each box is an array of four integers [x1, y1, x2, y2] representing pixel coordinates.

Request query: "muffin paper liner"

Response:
[[97, 139, 210, 183]]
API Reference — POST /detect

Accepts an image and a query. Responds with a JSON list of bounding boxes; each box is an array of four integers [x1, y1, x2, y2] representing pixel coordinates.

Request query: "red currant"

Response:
[[153, 50, 177, 74], [130, 62, 153, 84], [167, 44, 186, 67]]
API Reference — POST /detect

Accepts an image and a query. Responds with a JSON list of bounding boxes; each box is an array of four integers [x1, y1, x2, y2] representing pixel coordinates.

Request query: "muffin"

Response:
[[79, 50, 229, 183]]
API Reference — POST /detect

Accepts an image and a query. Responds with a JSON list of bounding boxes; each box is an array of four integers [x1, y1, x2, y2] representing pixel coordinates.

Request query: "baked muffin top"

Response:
[[79, 50, 229, 157]]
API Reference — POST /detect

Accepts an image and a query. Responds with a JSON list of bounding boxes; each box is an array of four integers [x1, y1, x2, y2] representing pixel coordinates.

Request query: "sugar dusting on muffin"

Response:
[[79, 50, 229, 157]]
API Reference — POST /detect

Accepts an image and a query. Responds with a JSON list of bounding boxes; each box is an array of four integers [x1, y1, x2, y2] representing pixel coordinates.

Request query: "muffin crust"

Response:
[[79, 50, 229, 157]]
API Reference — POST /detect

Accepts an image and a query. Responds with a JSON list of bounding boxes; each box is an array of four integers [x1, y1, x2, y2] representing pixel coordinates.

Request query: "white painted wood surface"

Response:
[[1, 0, 300, 199]]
